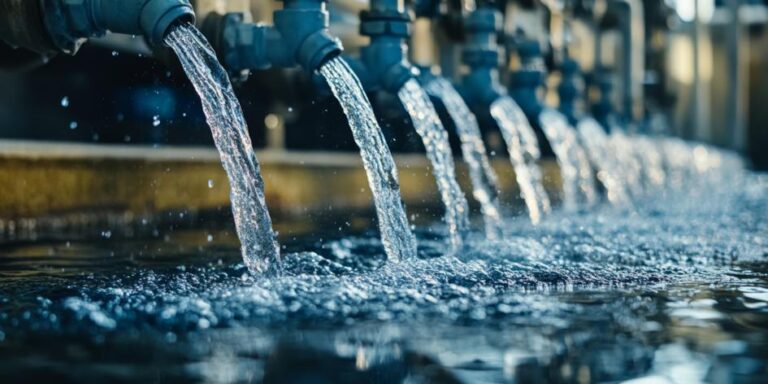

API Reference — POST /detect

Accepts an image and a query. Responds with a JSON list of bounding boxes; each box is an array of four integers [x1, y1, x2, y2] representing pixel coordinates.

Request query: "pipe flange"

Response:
[[297, 30, 343, 71], [360, 10, 411, 38], [360, 20, 410, 37], [462, 49, 498, 67]]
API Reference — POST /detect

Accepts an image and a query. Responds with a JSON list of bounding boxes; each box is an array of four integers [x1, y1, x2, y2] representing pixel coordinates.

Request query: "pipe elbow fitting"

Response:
[[461, 66, 504, 109], [200, 12, 270, 76], [296, 29, 342, 72], [201, 4, 341, 74], [41, 0, 194, 54], [271, 0, 343, 72], [359, 42, 416, 93], [139, 0, 196, 46], [381, 61, 418, 93]]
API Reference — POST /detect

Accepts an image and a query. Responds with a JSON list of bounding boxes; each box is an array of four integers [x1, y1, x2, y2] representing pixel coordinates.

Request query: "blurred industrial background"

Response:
[[1, 0, 766, 169]]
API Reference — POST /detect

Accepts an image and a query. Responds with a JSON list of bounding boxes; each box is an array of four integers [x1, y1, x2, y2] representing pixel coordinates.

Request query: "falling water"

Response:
[[633, 134, 667, 188], [490, 96, 551, 224], [607, 128, 645, 194], [538, 108, 598, 210], [398, 79, 470, 249], [423, 77, 504, 239], [319, 58, 418, 261], [165, 23, 280, 274], [576, 117, 631, 205]]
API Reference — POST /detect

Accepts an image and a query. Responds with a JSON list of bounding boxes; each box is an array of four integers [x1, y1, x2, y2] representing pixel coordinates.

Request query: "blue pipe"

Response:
[[508, 38, 546, 122], [343, 0, 418, 93], [459, 7, 506, 110], [41, 0, 195, 53], [591, 68, 620, 133], [557, 58, 583, 126], [202, 0, 342, 74]]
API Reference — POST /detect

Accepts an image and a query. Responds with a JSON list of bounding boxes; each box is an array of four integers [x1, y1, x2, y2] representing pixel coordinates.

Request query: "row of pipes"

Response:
[[0, 0, 647, 135]]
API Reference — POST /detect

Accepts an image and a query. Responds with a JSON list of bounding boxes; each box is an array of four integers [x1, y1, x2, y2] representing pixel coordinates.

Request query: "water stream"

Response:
[[634, 134, 668, 188], [423, 77, 504, 239], [608, 128, 646, 194], [490, 96, 551, 224], [538, 108, 598, 210], [576, 117, 631, 205], [165, 24, 280, 275], [398, 79, 470, 249], [319, 58, 418, 261]]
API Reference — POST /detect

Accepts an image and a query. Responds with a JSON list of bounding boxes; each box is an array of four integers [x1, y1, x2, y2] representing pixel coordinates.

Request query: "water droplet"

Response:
[[68, 121, 78, 130], [207, 234, 213, 242], [111, 51, 119, 57], [152, 115, 161, 127], [60, 97, 69, 108], [208, 179, 214, 188]]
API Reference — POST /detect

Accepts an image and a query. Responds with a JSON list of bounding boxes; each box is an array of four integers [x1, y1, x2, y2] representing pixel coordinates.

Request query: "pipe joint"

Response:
[[272, 0, 341, 70]]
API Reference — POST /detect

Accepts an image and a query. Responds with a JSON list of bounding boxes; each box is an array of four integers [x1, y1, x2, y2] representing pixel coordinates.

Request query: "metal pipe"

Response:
[[726, 0, 746, 152], [199, 0, 343, 74], [0, 0, 195, 55], [461, 6, 506, 109], [342, 0, 417, 92], [607, 0, 644, 123]]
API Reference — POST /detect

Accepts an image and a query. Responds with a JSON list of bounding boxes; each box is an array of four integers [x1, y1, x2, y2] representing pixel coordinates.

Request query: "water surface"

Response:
[[0, 163, 765, 383]]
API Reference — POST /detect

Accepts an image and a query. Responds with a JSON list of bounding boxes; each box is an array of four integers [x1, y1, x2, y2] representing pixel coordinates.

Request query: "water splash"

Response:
[[319, 58, 417, 261], [538, 108, 598, 210], [576, 118, 631, 205], [398, 79, 470, 249], [165, 23, 280, 274], [423, 77, 504, 239], [490, 96, 551, 224]]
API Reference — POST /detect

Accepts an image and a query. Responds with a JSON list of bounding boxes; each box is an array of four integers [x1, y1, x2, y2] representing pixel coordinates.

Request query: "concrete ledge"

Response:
[[0, 140, 561, 232]]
